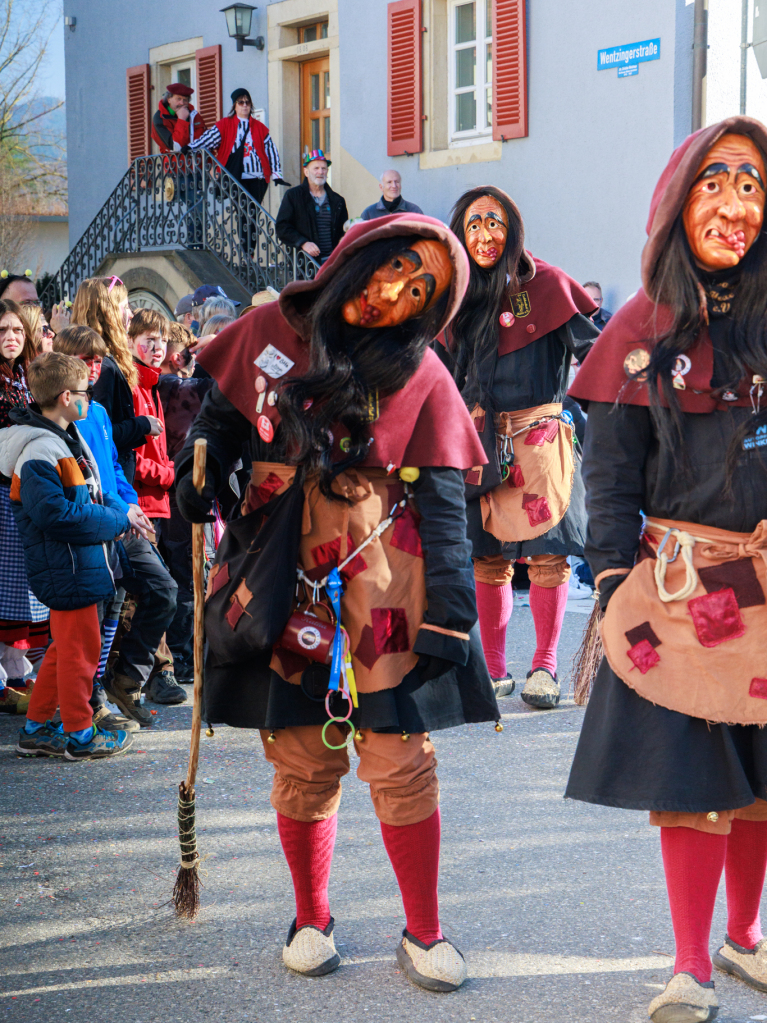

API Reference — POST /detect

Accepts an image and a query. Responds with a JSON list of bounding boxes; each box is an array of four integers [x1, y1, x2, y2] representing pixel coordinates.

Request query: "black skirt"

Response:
[[467, 457, 587, 562], [202, 623, 500, 734], [565, 657, 767, 813]]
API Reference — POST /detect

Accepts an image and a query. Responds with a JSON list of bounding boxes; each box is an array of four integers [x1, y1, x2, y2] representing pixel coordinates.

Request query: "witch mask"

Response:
[[341, 238, 453, 328], [682, 133, 766, 271], [463, 196, 509, 269]]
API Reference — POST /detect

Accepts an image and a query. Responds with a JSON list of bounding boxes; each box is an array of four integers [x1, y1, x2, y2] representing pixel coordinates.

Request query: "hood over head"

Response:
[[278, 214, 470, 340], [641, 115, 767, 296]]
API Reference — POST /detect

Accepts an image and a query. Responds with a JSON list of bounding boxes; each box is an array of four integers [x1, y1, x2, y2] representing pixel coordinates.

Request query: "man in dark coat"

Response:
[[275, 150, 348, 263]]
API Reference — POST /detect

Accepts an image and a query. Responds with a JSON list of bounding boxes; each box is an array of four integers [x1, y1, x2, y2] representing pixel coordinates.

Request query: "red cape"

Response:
[[197, 299, 487, 470], [568, 289, 752, 412]]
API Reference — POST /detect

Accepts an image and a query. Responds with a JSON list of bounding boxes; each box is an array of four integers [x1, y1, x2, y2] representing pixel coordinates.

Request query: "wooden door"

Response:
[[301, 57, 331, 160]]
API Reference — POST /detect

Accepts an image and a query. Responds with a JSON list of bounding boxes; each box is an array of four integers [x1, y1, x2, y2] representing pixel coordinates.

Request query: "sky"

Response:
[[35, 2, 66, 101]]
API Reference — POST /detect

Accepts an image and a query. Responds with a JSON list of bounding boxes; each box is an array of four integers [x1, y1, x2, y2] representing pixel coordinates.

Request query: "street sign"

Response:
[[598, 38, 661, 78]]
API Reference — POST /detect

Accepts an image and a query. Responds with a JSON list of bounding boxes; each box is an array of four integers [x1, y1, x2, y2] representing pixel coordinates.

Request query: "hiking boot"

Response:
[[64, 725, 133, 761], [396, 930, 467, 993], [648, 972, 718, 1022], [521, 667, 561, 709], [143, 670, 187, 705], [102, 667, 153, 727], [492, 674, 516, 698], [282, 918, 341, 977], [713, 934, 767, 992], [92, 703, 139, 733], [0, 685, 30, 714], [16, 720, 67, 758]]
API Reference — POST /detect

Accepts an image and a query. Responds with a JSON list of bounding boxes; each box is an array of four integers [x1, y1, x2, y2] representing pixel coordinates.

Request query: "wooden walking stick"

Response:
[[173, 438, 208, 919]]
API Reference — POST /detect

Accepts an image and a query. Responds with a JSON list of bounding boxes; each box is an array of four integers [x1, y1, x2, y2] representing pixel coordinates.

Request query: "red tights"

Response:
[[661, 820, 767, 982]]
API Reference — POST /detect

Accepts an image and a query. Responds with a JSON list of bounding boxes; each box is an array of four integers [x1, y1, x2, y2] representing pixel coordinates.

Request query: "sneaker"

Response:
[[92, 703, 140, 734], [0, 685, 30, 714], [282, 918, 341, 977], [568, 576, 595, 600], [16, 720, 67, 758], [521, 667, 561, 709], [64, 725, 133, 761], [713, 934, 767, 992], [492, 674, 516, 698], [102, 667, 153, 727], [396, 930, 467, 993], [648, 971, 718, 1022], [144, 670, 187, 705]]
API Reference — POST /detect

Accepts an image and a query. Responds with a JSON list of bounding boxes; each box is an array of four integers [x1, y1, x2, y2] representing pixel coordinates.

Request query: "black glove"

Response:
[[272, 177, 292, 187], [175, 468, 217, 523], [417, 654, 454, 682]]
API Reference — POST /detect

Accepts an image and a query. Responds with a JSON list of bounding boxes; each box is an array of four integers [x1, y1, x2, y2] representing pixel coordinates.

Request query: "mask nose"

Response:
[[380, 280, 406, 303], [719, 183, 747, 222]]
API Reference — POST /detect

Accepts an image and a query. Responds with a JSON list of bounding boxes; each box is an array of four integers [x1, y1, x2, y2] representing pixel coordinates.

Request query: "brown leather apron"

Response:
[[601, 516, 767, 725], [479, 402, 575, 542]]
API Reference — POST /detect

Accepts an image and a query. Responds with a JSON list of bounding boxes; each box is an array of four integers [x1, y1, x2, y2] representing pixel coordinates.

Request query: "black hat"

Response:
[[231, 88, 253, 107]]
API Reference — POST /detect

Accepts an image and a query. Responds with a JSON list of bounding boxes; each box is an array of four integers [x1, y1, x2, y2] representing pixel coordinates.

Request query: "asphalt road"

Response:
[[2, 600, 767, 1023]]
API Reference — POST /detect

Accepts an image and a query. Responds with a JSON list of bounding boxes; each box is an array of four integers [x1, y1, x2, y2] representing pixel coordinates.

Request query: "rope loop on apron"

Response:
[[653, 527, 699, 602]]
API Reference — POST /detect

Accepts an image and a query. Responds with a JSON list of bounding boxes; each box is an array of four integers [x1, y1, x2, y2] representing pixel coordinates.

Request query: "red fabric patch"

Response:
[[625, 621, 661, 649], [507, 464, 525, 488], [371, 607, 410, 655], [688, 587, 745, 648], [273, 645, 310, 679], [522, 493, 552, 526], [524, 419, 559, 446], [390, 507, 423, 558], [225, 596, 246, 630], [309, 535, 367, 582], [255, 472, 284, 506], [208, 562, 229, 598], [474, 414, 486, 433], [354, 625, 379, 670], [699, 559, 765, 608], [750, 678, 767, 700], [627, 638, 660, 674], [465, 468, 482, 486]]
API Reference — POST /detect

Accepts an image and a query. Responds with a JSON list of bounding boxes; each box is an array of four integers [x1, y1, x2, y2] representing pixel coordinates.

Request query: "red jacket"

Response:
[[214, 116, 273, 184], [132, 361, 174, 518], [152, 100, 207, 154]]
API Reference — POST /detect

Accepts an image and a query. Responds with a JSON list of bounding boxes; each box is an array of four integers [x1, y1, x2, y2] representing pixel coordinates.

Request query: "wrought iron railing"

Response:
[[40, 150, 319, 307]]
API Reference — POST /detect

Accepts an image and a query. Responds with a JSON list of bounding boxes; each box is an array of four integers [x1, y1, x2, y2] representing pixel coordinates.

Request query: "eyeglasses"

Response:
[[41, 325, 54, 338], [107, 276, 123, 293], [57, 386, 94, 401]]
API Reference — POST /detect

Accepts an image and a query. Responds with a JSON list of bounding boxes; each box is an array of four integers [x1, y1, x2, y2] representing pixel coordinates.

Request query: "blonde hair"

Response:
[[27, 351, 88, 409], [53, 325, 107, 360], [19, 304, 43, 347], [71, 277, 137, 389], [202, 313, 234, 335]]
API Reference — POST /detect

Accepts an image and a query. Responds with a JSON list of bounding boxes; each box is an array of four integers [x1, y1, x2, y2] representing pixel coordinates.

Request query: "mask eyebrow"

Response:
[[466, 214, 482, 226], [395, 248, 423, 269], [738, 162, 765, 188], [695, 162, 731, 183]]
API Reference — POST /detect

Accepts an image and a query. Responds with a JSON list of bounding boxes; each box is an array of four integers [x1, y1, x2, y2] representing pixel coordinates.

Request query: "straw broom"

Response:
[[173, 438, 207, 919]]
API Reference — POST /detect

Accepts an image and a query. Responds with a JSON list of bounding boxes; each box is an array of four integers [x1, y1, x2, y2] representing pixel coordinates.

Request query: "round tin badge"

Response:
[[257, 415, 274, 443]]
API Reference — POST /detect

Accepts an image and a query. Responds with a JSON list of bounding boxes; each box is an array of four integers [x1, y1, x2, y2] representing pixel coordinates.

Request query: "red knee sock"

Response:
[[661, 826, 727, 982], [380, 808, 442, 945], [276, 812, 336, 930], [725, 818, 767, 949], [475, 581, 513, 679], [529, 581, 568, 675]]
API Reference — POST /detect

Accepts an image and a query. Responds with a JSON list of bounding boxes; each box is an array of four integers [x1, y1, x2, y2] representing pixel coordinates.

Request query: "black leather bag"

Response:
[[204, 470, 304, 665]]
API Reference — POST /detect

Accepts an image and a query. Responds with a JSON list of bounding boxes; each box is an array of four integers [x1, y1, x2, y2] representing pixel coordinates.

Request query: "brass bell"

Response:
[[355, 730, 365, 741], [206, 727, 215, 738], [707, 812, 719, 823], [495, 721, 504, 733], [399, 467, 420, 483], [267, 731, 277, 744], [401, 732, 410, 742]]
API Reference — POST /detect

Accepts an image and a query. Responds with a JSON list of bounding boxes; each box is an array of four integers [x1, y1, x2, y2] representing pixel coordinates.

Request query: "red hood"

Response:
[[641, 116, 767, 297], [278, 214, 470, 340], [134, 361, 161, 387]]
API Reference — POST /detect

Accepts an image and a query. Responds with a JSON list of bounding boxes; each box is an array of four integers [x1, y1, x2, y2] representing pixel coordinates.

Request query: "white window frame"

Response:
[[169, 58, 196, 93], [448, 0, 492, 147]]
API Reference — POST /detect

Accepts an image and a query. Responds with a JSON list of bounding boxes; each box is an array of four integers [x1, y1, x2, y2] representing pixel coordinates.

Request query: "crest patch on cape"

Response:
[[511, 291, 531, 318], [624, 348, 650, 381], [254, 344, 294, 378]]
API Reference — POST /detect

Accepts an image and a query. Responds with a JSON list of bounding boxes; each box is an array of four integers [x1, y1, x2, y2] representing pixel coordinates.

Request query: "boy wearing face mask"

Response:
[[0, 352, 133, 760]]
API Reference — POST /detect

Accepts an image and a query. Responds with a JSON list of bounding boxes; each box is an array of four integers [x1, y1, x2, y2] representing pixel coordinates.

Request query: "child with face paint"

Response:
[[441, 187, 599, 709], [566, 118, 767, 1021], [0, 351, 134, 759], [173, 215, 499, 992]]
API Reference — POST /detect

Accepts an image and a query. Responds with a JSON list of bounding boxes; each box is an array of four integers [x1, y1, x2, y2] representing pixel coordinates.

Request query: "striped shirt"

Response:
[[313, 193, 333, 259], [190, 118, 282, 180]]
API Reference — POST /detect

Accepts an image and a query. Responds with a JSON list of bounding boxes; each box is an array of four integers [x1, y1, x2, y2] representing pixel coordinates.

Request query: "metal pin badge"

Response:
[[257, 415, 274, 443], [499, 311, 514, 327], [255, 375, 267, 413], [267, 391, 278, 406]]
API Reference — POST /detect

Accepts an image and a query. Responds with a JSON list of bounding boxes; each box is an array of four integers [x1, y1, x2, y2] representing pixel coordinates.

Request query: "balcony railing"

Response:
[[41, 149, 319, 307]]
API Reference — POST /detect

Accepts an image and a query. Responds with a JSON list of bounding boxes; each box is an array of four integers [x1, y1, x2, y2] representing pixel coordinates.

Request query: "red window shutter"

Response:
[[492, 0, 528, 141], [126, 63, 151, 162], [387, 0, 422, 157], [196, 45, 223, 127]]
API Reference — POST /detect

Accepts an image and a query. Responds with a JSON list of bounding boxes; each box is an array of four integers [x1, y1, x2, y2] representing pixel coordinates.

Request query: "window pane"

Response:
[[311, 119, 320, 150], [486, 0, 492, 38], [324, 115, 330, 154], [177, 68, 191, 86], [311, 74, 320, 111], [456, 91, 476, 132], [486, 86, 492, 128], [486, 42, 492, 86], [456, 46, 476, 88], [455, 2, 476, 44], [321, 22, 328, 38], [323, 71, 330, 109], [303, 25, 318, 42]]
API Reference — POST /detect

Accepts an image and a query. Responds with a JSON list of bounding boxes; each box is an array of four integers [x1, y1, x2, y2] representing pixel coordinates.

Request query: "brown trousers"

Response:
[[260, 724, 439, 826], [651, 798, 767, 835], [473, 552, 570, 587]]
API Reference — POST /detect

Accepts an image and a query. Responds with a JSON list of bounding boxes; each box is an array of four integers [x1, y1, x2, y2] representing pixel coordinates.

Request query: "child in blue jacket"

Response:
[[0, 352, 133, 760]]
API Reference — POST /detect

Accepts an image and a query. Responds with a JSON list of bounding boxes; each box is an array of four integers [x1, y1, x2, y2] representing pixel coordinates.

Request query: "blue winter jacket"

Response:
[[0, 410, 130, 610], [77, 400, 138, 513]]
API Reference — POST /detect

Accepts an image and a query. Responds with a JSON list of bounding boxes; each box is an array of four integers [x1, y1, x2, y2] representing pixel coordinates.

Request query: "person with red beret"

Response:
[[151, 83, 206, 153]]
